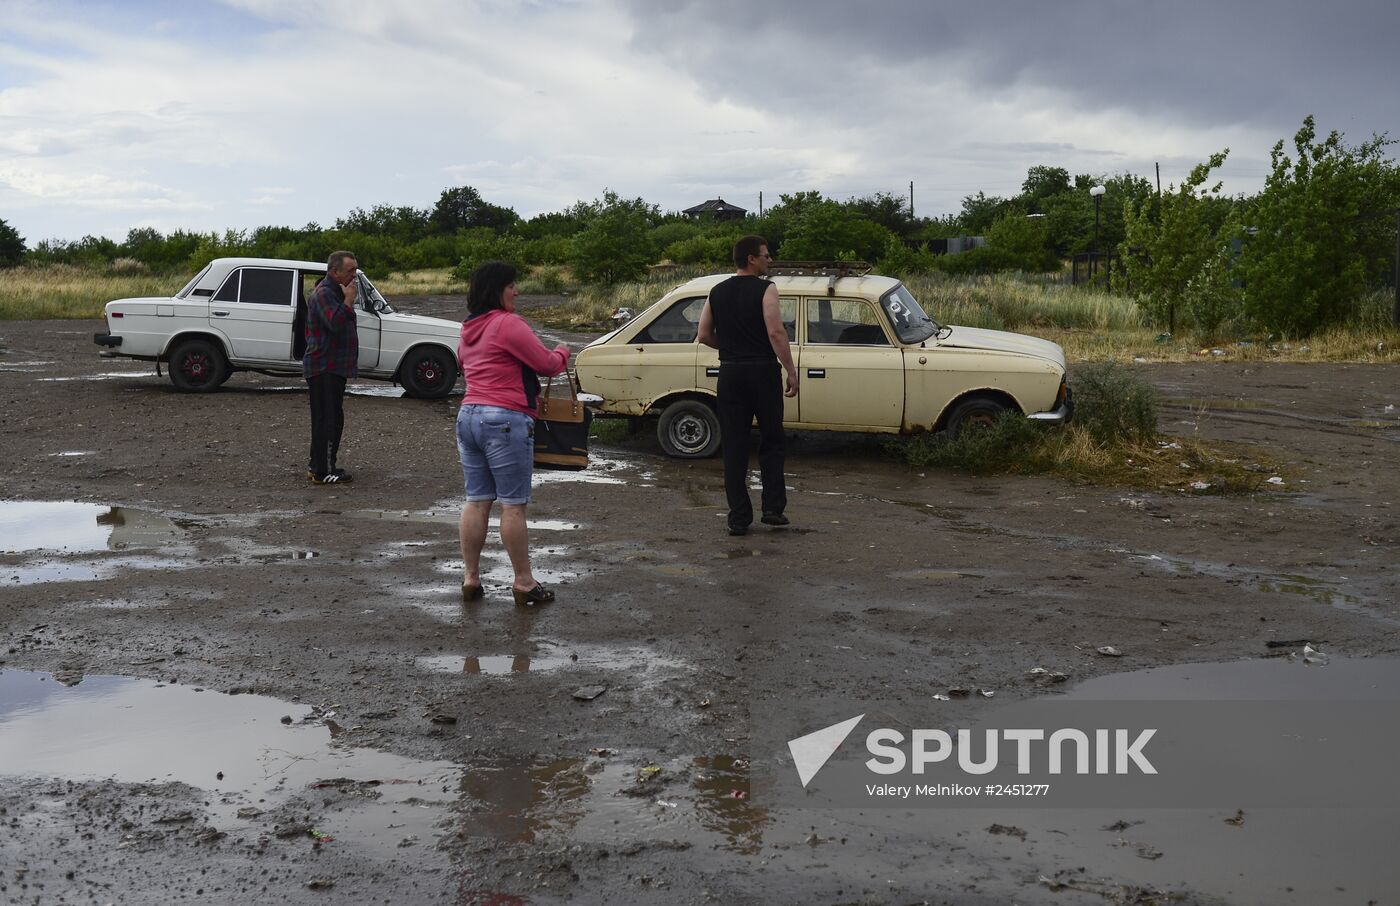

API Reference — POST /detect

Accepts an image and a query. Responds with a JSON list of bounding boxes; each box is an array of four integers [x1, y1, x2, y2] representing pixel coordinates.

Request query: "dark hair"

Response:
[[732, 235, 768, 269], [327, 250, 357, 276], [466, 261, 519, 316]]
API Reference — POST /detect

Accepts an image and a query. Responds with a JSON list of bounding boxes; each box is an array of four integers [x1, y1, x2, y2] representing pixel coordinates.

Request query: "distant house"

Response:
[[683, 198, 747, 222]]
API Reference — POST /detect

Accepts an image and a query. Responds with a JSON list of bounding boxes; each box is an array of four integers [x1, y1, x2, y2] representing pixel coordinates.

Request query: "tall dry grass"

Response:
[[0, 265, 184, 320]]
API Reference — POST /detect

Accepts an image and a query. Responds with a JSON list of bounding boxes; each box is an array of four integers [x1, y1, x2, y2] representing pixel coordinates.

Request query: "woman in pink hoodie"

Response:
[[455, 261, 570, 605]]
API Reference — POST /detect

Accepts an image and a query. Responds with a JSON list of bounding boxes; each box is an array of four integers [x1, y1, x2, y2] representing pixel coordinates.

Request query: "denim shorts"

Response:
[[456, 405, 535, 505]]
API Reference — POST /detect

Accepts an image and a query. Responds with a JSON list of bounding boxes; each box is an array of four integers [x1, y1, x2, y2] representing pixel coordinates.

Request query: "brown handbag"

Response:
[[534, 372, 592, 471]]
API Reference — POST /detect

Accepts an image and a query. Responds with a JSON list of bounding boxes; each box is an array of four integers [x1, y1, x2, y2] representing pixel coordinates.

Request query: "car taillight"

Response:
[[110, 311, 123, 318], [1055, 378, 1067, 406]]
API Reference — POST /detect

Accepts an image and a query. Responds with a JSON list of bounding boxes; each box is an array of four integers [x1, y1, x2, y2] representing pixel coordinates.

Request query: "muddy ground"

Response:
[[1, 297, 1398, 905]]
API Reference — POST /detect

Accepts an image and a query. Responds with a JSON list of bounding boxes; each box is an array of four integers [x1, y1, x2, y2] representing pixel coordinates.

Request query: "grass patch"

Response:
[[887, 362, 1287, 493], [0, 265, 184, 319]]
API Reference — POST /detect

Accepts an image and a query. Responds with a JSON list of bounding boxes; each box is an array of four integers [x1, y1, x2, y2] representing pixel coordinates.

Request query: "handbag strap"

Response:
[[542, 370, 579, 402]]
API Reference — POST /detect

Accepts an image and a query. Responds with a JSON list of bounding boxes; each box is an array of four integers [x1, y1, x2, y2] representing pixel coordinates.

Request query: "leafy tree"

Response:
[[570, 191, 655, 285], [1237, 116, 1399, 334], [1122, 150, 1230, 332], [958, 191, 1016, 234], [0, 218, 28, 267], [779, 200, 893, 262], [1021, 166, 1071, 209], [430, 185, 518, 235], [847, 192, 918, 237], [986, 211, 1058, 272], [450, 228, 526, 281], [337, 204, 431, 242]]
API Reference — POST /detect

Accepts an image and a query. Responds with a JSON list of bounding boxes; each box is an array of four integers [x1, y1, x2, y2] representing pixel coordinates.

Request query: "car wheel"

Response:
[[167, 338, 228, 393], [657, 399, 721, 458], [946, 395, 1013, 437], [400, 346, 458, 399]]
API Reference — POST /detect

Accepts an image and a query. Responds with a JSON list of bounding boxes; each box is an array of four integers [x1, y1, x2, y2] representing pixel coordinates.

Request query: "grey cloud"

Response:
[[620, 0, 1400, 139]]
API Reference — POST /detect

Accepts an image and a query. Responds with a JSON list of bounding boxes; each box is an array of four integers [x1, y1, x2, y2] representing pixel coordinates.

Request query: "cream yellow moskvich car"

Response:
[[574, 265, 1072, 458]]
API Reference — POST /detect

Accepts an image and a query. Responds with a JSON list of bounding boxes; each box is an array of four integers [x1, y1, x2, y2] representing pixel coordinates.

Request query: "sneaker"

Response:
[[308, 471, 343, 485], [330, 468, 354, 483], [761, 512, 789, 526], [728, 524, 748, 536]]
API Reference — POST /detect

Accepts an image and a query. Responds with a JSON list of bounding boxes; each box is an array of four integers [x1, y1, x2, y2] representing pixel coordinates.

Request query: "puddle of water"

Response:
[[530, 451, 652, 487], [1, 556, 189, 586], [350, 504, 578, 532], [718, 550, 763, 559], [0, 360, 55, 372], [418, 653, 574, 675], [37, 371, 151, 382], [47, 450, 94, 457], [458, 752, 766, 853], [890, 568, 984, 580], [1063, 653, 1400, 701], [346, 383, 409, 399], [0, 670, 457, 853], [0, 501, 184, 553], [416, 643, 689, 678], [433, 548, 578, 586]]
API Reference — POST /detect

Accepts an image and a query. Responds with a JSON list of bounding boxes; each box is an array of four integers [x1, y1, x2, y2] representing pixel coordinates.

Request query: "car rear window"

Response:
[[636, 297, 705, 343]]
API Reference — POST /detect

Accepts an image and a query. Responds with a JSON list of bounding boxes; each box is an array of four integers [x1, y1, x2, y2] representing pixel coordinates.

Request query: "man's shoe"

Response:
[[330, 468, 354, 483], [761, 512, 789, 526], [728, 524, 748, 536], [308, 471, 343, 485]]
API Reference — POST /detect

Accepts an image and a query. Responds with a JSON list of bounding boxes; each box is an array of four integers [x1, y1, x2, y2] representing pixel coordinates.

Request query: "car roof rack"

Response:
[[767, 260, 873, 295]]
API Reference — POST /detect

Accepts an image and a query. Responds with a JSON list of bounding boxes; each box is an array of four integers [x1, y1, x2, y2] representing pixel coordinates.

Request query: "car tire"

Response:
[[167, 338, 228, 393], [946, 395, 1013, 437], [657, 399, 721, 458], [400, 346, 458, 399]]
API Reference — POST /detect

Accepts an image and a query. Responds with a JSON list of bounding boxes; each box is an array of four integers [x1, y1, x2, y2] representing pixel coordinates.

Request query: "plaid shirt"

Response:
[[303, 276, 359, 378]]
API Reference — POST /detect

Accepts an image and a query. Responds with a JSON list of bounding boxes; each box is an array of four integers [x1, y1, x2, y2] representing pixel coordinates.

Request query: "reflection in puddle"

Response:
[[0, 501, 184, 553], [718, 549, 762, 559], [417, 644, 689, 678], [350, 505, 579, 532], [433, 548, 577, 586], [457, 752, 768, 853], [346, 383, 409, 399], [47, 450, 93, 457], [0, 671, 457, 853]]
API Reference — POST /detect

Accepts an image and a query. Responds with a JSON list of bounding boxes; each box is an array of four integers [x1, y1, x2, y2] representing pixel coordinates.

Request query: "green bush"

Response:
[[888, 413, 1042, 472], [451, 229, 526, 281], [1069, 362, 1158, 444]]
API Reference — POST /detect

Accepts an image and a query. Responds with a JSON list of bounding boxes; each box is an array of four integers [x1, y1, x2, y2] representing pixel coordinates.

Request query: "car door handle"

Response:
[[212, 310, 230, 317], [705, 367, 719, 377], [807, 368, 826, 378]]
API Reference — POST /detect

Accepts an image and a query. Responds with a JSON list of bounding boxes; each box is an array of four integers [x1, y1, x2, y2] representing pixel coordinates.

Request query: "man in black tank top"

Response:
[[697, 235, 799, 536]]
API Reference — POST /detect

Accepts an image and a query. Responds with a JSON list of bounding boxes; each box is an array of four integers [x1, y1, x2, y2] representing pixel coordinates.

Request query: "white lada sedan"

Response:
[[94, 257, 462, 399]]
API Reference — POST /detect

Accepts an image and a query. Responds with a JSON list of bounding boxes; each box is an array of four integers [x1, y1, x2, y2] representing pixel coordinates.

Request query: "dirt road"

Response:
[[2, 304, 1398, 904]]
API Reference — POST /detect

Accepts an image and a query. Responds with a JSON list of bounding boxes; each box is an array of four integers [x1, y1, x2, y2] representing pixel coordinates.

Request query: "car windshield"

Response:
[[880, 284, 940, 343], [356, 271, 394, 313]]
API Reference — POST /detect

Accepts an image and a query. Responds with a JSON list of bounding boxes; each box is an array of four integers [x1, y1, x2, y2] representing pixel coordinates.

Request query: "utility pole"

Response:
[[759, 191, 763, 218], [909, 181, 914, 218], [1394, 209, 1399, 327], [1155, 162, 1161, 196]]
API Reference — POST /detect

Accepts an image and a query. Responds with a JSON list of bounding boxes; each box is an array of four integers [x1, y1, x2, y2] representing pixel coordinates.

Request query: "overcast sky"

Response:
[[1, 0, 1396, 244]]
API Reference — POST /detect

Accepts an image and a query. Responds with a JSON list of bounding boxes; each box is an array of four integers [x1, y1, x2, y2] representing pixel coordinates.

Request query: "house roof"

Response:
[[682, 197, 747, 215]]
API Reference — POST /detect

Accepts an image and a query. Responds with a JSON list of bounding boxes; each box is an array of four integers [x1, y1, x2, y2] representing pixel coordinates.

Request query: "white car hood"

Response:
[[934, 326, 1066, 368]]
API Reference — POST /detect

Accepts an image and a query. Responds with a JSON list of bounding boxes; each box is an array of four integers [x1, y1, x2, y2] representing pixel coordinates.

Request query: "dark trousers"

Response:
[[717, 361, 786, 529], [307, 372, 347, 477]]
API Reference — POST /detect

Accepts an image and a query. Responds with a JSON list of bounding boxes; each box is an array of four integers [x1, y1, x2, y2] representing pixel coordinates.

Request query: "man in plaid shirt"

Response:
[[303, 250, 360, 484]]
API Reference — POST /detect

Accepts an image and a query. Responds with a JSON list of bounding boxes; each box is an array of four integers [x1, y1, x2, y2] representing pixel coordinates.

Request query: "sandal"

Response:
[[461, 582, 484, 602], [512, 583, 555, 606]]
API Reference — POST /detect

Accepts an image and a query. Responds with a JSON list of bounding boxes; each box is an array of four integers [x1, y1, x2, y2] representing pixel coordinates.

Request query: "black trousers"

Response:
[[307, 372, 347, 477], [717, 361, 786, 529]]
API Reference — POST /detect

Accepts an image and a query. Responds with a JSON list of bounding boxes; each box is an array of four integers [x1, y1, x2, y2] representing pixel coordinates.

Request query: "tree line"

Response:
[[1, 116, 1395, 336]]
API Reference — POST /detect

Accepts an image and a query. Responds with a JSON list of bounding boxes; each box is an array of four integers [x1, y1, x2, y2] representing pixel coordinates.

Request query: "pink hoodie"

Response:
[[457, 309, 570, 417]]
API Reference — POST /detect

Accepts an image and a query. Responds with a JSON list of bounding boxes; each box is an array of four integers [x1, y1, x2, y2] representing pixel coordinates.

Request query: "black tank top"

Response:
[[709, 275, 775, 363]]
